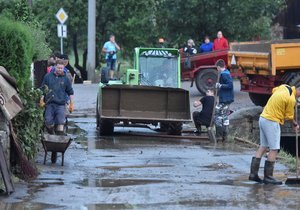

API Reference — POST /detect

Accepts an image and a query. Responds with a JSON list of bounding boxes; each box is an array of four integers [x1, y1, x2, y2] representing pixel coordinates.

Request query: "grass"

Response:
[[278, 149, 297, 172]]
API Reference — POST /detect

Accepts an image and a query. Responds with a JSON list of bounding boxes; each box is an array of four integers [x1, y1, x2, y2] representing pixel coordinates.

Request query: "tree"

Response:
[[31, 0, 159, 78], [29, 0, 285, 78], [155, 0, 285, 46]]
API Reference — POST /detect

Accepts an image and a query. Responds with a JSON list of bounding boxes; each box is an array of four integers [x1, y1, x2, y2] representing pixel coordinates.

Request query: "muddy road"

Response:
[[1, 82, 300, 210]]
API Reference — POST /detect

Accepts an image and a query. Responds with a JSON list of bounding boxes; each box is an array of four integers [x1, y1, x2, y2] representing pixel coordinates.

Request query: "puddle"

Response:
[[98, 164, 174, 171], [0, 202, 61, 210], [67, 127, 86, 135], [31, 178, 64, 186], [202, 163, 233, 170], [85, 203, 133, 209], [75, 178, 166, 187], [100, 155, 116, 158], [44, 170, 64, 175], [178, 199, 228, 207]]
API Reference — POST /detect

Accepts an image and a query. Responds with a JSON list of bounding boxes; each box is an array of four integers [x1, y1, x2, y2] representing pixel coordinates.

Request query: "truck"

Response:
[[96, 48, 191, 135], [228, 39, 300, 106], [228, 39, 300, 137], [180, 39, 300, 105], [180, 49, 229, 95]]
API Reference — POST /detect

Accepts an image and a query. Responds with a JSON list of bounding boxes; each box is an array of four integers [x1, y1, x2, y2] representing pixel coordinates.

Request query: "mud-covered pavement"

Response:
[[1, 82, 300, 210]]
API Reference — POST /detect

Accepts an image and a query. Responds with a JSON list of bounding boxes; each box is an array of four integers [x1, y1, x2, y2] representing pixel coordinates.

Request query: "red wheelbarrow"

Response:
[[41, 134, 72, 166]]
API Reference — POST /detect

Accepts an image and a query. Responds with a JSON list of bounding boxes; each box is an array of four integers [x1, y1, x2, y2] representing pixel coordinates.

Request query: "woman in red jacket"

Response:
[[212, 31, 229, 51]]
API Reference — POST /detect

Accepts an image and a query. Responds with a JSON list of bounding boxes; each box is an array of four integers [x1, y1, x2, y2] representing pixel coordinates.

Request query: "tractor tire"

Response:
[[248, 93, 270, 107], [168, 122, 182, 135], [99, 119, 114, 135], [160, 122, 169, 132], [97, 95, 114, 135], [195, 69, 218, 95]]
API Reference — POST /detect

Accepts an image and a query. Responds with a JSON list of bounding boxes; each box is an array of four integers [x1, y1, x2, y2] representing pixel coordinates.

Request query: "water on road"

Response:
[[1, 116, 300, 210]]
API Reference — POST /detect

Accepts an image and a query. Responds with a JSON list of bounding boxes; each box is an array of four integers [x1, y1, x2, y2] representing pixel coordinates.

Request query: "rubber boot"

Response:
[[46, 126, 55, 135], [249, 157, 262, 183], [263, 160, 282, 185]]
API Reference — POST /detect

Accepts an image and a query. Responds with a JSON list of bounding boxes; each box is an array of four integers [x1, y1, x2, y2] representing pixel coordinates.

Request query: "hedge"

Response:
[[0, 18, 34, 91]]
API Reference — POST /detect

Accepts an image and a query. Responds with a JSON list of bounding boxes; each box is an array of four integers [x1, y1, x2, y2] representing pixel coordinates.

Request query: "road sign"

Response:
[[55, 8, 68, 24], [57, 24, 67, 38]]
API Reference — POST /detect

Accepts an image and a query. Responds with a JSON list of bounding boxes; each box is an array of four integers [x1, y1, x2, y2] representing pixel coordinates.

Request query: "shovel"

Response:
[[285, 105, 300, 185], [207, 69, 221, 144]]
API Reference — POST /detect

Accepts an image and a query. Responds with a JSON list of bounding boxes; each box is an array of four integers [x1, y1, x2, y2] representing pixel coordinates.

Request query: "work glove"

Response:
[[69, 102, 74, 113], [293, 122, 299, 132], [215, 83, 222, 89], [39, 98, 45, 108]]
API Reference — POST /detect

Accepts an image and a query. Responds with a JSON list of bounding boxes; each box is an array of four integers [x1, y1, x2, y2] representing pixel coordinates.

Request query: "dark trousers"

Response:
[[193, 111, 209, 132], [45, 103, 66, 126]]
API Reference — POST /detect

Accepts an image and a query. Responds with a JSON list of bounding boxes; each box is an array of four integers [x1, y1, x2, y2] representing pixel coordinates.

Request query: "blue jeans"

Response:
[[45, 103, 66, 126]]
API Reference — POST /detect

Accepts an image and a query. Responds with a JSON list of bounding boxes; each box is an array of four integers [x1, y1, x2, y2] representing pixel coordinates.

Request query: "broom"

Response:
[[285, 104, 300, 185], [9, 121, 38, 180]]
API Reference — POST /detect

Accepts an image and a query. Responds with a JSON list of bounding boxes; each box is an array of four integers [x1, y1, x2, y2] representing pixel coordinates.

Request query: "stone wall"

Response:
[[229, 106, 263, 143]]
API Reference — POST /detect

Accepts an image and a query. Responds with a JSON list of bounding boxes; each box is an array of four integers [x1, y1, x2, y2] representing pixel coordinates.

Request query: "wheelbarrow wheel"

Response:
[[51, 152, 57, 163]]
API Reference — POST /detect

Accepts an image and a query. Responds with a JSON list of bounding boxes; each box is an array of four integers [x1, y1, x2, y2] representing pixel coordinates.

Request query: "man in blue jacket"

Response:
[[215, 59, 234, 141], [199, 36, 213, 53], [41, 59, 74, 136]]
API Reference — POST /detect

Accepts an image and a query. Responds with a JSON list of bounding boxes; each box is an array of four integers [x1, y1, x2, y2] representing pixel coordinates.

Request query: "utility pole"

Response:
[[28, 0, 32, 8], [87, 0, 96, 82]]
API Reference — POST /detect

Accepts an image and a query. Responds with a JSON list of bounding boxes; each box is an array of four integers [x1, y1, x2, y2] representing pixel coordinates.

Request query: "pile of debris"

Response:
[[0, 67, 26, 195]]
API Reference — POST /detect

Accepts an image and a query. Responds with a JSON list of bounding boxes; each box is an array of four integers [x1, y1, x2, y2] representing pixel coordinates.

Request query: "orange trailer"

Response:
[[229, 39, 300, 106]]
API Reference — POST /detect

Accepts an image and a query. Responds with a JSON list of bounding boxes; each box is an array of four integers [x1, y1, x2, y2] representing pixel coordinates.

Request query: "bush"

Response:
[[0, 18, 34, 91], [12, 87, 44, 160], [0, 1, 51, 164]]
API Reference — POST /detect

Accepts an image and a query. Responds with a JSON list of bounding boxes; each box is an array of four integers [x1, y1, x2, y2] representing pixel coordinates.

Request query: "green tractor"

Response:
[[96, 47, 191, 135]]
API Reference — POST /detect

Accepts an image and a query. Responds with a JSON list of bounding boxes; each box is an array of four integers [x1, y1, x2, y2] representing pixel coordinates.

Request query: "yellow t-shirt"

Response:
[[261, 85, 296, 125]]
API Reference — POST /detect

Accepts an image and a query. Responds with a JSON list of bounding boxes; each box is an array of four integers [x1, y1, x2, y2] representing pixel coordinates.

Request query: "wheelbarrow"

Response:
[[41, 134, 72, 166]]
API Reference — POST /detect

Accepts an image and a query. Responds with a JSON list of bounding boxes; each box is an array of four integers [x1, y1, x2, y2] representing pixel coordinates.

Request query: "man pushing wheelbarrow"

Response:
[[40, 59, 74, 165]]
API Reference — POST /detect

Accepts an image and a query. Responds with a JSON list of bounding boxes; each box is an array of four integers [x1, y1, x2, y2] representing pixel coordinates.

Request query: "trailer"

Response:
[[180, 49, 228, 95], [228, 39, 300, 106]]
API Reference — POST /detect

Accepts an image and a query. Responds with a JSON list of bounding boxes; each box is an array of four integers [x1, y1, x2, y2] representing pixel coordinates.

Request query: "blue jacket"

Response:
[[219, 69, 234, 104], [199, 42, 213, 53], [42, 71, 74, 105]]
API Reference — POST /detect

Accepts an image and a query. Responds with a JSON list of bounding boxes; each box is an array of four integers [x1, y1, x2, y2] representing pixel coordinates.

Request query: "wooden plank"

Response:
[[0, 142, 14, 194]]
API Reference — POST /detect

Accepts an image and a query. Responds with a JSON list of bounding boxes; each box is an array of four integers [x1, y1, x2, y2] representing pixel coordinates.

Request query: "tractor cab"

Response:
[[134, 48, 180, 88]]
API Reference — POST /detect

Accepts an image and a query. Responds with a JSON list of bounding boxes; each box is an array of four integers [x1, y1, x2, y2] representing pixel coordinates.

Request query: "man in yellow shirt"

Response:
[[249, 85, 300, 185]]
